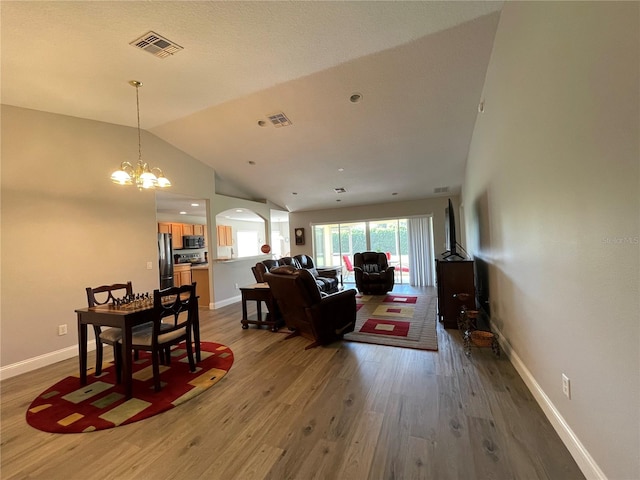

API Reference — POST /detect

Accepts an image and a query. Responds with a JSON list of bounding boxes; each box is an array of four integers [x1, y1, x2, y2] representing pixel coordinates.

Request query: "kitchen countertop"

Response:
[[190, 263, 209, 270]]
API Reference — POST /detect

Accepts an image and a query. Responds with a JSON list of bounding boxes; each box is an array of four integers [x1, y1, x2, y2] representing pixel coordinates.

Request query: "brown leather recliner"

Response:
[[353, 251, 395, 294], [264, 266, 356, 349]]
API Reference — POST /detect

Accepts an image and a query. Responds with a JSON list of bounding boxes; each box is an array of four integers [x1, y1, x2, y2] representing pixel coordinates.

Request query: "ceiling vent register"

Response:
[[434, 186, 449, 193], [267, 112, 292, 128], [130, 31, 183, 59]]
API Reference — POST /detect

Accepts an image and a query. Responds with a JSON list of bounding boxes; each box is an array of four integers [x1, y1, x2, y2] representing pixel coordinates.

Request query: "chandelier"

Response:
[[110, 80, 171, 190]]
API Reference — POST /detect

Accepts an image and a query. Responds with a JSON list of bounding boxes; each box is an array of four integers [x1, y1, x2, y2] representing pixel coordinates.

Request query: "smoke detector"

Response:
[[130, 31, 183, 59]]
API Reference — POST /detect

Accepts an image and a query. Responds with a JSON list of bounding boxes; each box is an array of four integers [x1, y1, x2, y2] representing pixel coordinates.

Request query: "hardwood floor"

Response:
[[1, 284, 584, 479]]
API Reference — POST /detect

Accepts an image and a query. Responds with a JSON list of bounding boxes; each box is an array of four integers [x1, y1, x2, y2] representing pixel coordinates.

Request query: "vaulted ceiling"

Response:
[[2, 1, 502, 212]]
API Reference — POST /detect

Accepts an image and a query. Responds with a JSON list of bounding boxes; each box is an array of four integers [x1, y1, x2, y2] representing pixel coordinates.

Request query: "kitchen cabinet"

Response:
[[191, 267, 210, 308], [158, 222, 208, 250], [217, 225, 233, 246], [158, 222, 183, 249], [173, 264, 192, 288], [171, 223, 183, 249]]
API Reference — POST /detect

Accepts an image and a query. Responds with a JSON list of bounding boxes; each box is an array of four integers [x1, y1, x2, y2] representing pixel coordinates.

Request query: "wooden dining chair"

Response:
[[85, 281, 133, 382], [129, 283, 197, 392]]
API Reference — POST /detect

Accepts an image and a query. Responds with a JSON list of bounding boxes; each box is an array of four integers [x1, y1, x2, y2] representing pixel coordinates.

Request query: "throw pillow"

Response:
[[363, 264, 379, 273]]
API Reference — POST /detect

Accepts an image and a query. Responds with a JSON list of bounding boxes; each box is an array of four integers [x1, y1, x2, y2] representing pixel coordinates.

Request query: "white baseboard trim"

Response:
[[491, 324, 606, 480], [0, 340, 96, 382], [214, 294, 241, 309], [0, 297, 243, 380]]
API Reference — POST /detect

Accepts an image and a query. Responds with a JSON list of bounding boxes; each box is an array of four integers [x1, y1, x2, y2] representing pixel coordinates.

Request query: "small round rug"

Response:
[[26, 341, 233, 433]]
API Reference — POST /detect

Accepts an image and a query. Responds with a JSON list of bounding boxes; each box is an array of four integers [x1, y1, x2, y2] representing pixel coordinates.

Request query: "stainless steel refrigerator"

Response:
[[158, 233, 174, 289]]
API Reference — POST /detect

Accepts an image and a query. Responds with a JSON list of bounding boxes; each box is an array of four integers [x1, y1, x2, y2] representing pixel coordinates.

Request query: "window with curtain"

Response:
[[312, 216, 433, 285]]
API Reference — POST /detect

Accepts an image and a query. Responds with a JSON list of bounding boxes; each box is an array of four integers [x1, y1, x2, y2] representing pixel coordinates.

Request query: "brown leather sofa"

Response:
[[253, 256, 339, 294], [353, 251, 395, 294], [264, 266, 356, 349]]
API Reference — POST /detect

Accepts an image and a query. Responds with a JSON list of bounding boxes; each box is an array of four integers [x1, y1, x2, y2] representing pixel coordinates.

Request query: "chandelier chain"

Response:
[[135, 84, 142, 162]]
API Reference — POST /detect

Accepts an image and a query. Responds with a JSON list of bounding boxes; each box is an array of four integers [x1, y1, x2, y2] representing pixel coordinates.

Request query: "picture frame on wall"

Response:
[[294, 228, 305, 245]]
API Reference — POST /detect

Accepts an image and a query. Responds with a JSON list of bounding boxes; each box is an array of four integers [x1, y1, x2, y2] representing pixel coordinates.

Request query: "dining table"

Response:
[[75, 298, 201, 399]]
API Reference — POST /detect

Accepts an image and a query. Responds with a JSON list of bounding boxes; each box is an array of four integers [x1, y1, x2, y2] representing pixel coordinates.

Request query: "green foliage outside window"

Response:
[[331, 223, 407, 254]]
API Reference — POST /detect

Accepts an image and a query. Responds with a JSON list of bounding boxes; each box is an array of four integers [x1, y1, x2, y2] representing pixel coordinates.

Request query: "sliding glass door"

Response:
[[312, 218, 420, 285]]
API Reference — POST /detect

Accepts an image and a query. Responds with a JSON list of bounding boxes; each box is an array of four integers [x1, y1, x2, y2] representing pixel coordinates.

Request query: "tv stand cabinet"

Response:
[[436, 258, 475, 329]]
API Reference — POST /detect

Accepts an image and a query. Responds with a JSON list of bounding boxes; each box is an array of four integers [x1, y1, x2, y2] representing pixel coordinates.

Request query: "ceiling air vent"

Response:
[[130, 31, 183, 59], [334, 187, 347, 194], [434, 186, 449, 194], [267, 112, 292, 128]]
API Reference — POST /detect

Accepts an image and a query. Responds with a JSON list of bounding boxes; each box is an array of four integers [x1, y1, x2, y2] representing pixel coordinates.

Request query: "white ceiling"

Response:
[[2, 1, 502, 213]]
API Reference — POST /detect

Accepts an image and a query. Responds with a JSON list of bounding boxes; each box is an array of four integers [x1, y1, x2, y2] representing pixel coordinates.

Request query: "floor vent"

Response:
[[267, 112, 292, 128], [130, 31, 183, 59]]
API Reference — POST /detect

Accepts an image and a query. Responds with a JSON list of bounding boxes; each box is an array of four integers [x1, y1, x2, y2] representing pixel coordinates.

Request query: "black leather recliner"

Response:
[[254, 256, 338, 294], [294, 254, 339, 294], [353, 251, 395, 294]]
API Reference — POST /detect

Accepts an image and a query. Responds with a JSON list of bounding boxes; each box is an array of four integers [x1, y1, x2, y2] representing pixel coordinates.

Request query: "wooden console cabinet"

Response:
[[436, 258, 475, 329]]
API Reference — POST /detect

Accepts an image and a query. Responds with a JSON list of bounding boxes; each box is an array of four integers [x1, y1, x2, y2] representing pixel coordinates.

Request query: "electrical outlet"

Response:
[[147, 261, 153, 270], [562, 373, 571, 399], [58, 324, 68, 336]]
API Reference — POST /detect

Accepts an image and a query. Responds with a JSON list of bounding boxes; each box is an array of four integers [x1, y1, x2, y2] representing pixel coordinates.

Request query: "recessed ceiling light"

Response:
[[336, 199, 342, 202], [248, 161, 256, 165], [292, 192, 298, 195], [392, 192, 398, 196], [338, 168, 344, 172], [191, 203, 199, 207], [349, 93, 362, 103], [257, 120, 267, 127], [179, 211, 187, 215]]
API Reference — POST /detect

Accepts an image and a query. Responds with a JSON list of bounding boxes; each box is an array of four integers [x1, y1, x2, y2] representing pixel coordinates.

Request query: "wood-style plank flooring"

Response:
[[1, 284, 585, 479]]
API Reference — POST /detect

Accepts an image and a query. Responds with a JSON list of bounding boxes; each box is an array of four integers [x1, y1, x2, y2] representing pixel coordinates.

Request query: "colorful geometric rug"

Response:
[[344, 289, 438, 351], [26, 342, 233, 433]]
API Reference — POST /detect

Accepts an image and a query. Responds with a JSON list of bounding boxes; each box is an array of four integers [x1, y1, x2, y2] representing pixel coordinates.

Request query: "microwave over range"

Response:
[[183, 235, 205, 249]]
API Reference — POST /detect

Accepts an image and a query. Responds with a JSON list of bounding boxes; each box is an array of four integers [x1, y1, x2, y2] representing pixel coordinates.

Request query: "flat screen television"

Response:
[[443, 198, 464, 259]]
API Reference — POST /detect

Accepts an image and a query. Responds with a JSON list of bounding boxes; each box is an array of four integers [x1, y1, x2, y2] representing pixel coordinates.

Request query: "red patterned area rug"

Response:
[[344, 289, 438, 351], [26, 342, 233, 433]]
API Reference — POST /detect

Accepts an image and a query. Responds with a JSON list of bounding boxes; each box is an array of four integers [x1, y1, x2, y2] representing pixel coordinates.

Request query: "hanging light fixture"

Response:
[[110, 80, 171, 190]]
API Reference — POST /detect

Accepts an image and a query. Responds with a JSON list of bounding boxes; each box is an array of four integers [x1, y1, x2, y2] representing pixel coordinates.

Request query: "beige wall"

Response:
[[0, 107, 281, 366], [0, 106, 217, 369], [463, 3, 639, 479]]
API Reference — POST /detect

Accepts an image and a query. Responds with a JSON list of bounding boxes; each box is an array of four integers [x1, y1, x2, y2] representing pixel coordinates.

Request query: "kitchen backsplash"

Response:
[[174, 249, 207, 264]]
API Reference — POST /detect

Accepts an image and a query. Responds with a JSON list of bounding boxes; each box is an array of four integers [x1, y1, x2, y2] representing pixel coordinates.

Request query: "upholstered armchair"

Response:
[[353, 251, 395, 294], [264, 266, 356, 349]]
